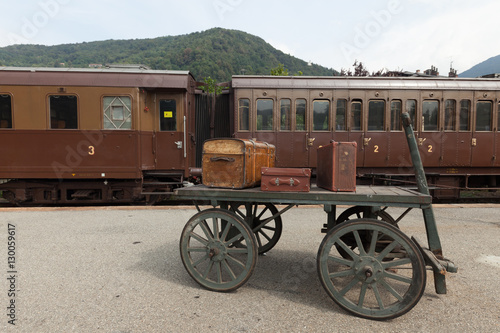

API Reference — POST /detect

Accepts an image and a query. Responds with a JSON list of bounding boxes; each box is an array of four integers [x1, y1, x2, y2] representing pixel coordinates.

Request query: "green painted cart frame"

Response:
[[174, 113, 457, 320]]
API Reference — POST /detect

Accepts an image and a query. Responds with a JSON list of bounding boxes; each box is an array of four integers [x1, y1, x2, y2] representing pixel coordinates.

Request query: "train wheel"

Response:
[[317, 219, 426, 320], [179, 208, 258, 292], [229, 203, 283, 254], [335, 206, 397, 259]]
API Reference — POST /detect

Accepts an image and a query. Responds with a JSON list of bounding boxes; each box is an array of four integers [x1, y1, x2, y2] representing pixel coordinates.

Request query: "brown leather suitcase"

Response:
[[316, 141, 357, 192], [202, 138, 275, 189], [261, 167, 311, 192]]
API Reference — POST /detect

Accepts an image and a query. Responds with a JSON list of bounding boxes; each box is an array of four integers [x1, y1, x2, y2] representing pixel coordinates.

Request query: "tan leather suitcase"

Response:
[[316, 141, 357, 192], [202, 138, 275, 189], [261, 167, 311, 192]]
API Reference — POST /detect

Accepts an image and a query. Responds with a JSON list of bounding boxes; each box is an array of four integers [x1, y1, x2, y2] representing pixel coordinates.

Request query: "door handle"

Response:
[[471, 138, 477, 146], [307, 137, 316, 146], [363, 137, 371, 146], [175, 141, 183, 149]]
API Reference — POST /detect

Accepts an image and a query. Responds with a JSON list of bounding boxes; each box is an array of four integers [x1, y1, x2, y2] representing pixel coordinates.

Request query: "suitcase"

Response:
[[202, 138, 275, 189], [261, 167, 311, 192], [316, 141, 357, 192]]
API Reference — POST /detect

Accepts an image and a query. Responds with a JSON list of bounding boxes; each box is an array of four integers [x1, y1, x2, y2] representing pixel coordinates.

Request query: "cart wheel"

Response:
[[230, 203, 283, 254], [335, 206, 397, 259], [317, 219, 426, 320], [179, 208, 258, 292], [337, 206, 396, 225]]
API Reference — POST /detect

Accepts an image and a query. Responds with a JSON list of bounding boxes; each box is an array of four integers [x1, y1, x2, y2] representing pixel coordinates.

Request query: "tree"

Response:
[[270, 63, 289, 76]]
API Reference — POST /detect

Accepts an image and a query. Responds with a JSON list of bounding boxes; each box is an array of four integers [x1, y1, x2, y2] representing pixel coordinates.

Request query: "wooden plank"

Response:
[[174, 184, 432, 208]]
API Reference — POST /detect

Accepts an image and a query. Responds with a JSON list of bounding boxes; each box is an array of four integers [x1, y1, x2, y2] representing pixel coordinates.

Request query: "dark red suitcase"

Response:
[[316, 141, 357, 192], [261, 167, 311, 192]]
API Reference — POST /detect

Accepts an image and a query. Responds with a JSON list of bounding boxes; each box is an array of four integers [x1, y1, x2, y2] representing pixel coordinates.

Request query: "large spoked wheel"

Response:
[[317, 219, 426, 320], [179, 208, 258, 292], [229, 203, 283, 254], [336, 206, 397, 259], [337, 206, 396, 225]]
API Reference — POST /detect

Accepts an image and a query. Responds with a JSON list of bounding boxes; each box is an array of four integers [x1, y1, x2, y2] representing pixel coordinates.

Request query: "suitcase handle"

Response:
[[210, 156, 235, 162], [270, 177, 300, 187]]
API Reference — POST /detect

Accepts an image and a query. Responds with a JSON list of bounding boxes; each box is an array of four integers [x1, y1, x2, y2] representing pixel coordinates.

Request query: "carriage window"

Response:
[[238, 98, 250, 131], [103, 96, 132, 129], [476, 101, 492, 131], [368, 100, 385, 131], [422, 100, 439, 131], [257, 99, 273, 131], [351, 100, 362, 131], [295, 99, 306, 131], [50, 95, 78, 129], [405, 99, 417, 127], [0, 95, 12, 128], [497, 102, 500, 131], [444, 99, 456, 131], [336, 99, 347, 130], [159, 99, 177, 131], [313, 100, 330, 131], [280, 99, 291, 131], [459, 100, 471, 131], [390, 100, 402, 131]]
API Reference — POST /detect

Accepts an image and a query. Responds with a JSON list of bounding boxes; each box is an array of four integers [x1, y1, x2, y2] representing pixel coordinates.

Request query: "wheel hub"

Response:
[[207, 241, 227, 262], [354, 256, 384, 283]]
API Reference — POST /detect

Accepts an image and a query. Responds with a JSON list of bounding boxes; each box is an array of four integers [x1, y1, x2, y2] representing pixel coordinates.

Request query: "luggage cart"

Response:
[[174, 113, 457, 320]]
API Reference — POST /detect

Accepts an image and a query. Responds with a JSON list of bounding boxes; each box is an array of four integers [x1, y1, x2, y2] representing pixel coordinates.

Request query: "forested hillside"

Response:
[[459, 54, 500, 78], [0, 28, 336, 81]]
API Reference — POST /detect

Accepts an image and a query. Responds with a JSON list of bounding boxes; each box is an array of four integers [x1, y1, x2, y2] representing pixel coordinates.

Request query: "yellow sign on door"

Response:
[[164, 111, 173, 118]]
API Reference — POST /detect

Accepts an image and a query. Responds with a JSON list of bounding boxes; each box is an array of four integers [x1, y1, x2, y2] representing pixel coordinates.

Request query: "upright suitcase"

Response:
[[316, 141, 357, 192], [202, 138, 275, 189], [261, 167, 311, 192]]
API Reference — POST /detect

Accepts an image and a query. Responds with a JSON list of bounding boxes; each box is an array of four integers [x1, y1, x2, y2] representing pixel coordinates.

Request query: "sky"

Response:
[[0, 0, 499, 75]]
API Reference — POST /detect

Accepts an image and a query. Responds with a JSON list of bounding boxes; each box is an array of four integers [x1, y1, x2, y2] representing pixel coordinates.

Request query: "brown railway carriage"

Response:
[[0, 67, 198, 204], [231, 75, 500, 200]]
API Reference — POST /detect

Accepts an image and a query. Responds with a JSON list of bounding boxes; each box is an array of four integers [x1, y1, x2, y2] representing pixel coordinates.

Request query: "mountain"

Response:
[[459, 54, 500, 78], [0, 28, 336, 82]]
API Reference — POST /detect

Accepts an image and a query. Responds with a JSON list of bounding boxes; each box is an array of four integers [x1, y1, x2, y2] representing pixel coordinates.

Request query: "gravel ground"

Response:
[[0, 204, 499, 332]]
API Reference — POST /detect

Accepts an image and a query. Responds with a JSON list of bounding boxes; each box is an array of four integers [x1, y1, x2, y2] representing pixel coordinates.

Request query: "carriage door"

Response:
[[307, 90, 334, 168], [471, 96, 495, 167], [363, 95, 390, 168], [155, 93, 186, 170]]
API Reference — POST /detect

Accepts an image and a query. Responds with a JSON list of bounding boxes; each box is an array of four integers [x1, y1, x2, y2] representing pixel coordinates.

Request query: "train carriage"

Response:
[[231, 75, 500, 200], [2, 68, 500, 205], [0, 67, 198, 204]]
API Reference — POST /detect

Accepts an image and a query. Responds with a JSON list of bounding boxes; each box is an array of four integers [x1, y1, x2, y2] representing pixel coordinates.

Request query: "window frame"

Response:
[[390, 99, 402, 131], [444, 99, 456, 132], [459, 99, 471, 132], [422, 99, 439, 132], [159, 98, 177, 132], [279, 98, 291, 131], [475, 100, 493, 132], [367, 99, 385, 132], [295, 98, 306, 132], [335, 99, 347, 131], [103, 95, 133, 130], [256, 98, 274, 132], [49, 94, 79, 129], [238, 98, 250, 131], [312, 99, 330, 132], [0, 93, 13, 129], [350, 99, 362, 131]]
